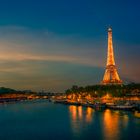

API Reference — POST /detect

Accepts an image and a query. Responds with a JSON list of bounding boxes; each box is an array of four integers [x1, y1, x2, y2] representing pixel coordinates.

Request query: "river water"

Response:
[[0, 100, 140, 140]]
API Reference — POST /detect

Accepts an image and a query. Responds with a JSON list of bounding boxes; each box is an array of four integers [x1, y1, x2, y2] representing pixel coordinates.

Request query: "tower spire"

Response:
[[102, 27, 122, 85]]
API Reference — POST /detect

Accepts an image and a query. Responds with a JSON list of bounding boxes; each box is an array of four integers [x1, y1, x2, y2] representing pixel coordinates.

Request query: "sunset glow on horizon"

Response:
[[0, 0, 139, 92]]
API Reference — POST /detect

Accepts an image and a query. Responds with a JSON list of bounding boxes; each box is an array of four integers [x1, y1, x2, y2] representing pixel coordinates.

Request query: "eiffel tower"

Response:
[[102, 27, 122, 85]]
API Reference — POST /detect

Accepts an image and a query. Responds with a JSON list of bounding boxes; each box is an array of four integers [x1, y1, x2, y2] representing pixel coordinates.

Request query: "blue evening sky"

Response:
[[0, 0, 139, 91]]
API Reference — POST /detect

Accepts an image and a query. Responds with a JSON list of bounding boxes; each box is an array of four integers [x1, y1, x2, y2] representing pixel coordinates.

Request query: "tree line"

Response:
[[65, 83, 140, 97]]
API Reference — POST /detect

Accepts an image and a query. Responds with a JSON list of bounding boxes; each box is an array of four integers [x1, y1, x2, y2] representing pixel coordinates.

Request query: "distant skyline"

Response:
[[0, 0, 140, 92]]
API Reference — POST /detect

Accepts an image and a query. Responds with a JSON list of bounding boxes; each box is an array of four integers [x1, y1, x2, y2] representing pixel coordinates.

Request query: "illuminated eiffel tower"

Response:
[[102, 27, 122, 85]]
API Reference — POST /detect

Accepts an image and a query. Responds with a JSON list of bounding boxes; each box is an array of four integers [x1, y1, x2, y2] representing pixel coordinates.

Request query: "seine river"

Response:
[[0, 100, 140, 140]]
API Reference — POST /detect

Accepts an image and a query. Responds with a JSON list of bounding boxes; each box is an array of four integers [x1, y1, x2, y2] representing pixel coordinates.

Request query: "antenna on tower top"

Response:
[[108, 27, 112, 32]]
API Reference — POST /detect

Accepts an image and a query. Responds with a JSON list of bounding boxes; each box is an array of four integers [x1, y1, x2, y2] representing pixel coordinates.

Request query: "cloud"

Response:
[[0, 25, 106, 67], [0, 25, 106, 91], [0, 25, 139, 91], [0, 60, 103, 92]]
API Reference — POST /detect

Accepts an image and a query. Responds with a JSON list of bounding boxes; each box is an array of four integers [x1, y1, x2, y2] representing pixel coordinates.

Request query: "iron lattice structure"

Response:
[[102, 28, 122, 85]]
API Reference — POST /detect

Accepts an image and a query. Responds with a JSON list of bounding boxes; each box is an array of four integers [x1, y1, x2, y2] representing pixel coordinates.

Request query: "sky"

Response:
[[0, 0, 139, 92]]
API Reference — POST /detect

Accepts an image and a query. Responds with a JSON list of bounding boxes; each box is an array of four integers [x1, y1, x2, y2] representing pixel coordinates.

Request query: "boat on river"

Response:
[[108, 105, 134, 110], [107, 102, 135, 111], [134, 111, 140, 118]]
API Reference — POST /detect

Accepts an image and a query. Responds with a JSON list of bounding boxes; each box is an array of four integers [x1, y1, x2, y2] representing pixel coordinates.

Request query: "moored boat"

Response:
[[134, 111, 140, 118], [108, 105, 134, 110]]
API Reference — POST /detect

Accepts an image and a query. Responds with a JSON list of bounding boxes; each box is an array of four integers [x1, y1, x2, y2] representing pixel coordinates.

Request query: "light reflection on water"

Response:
[[69, 106, 94, 123], [0, 101, 140, 140], [103, 109, 120, 140], [69, 105, 94, 136], [68, 106, 132, 140]]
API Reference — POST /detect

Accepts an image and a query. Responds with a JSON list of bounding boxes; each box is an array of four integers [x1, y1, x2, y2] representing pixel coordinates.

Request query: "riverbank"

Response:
[[51, 99, 140, 112], [0, 97, 28, 104]]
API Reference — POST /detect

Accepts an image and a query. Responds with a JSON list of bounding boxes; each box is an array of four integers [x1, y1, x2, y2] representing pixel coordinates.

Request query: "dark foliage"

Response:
[[65, 83, 140, 97]]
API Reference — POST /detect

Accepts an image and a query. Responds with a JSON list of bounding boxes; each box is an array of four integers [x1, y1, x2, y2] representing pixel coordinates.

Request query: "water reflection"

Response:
[[103, 109, 119, 140], [1, 101, 140, 140], [69, 106, 94, 122], [69, 106, 94, 135], [103, 110, 129, 140], [69, 106, 131, 139], [69, 106, 77, 122], [78, 106, 83, 120], [122, 114, 129, 128], [86, 107, 94, 123]]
